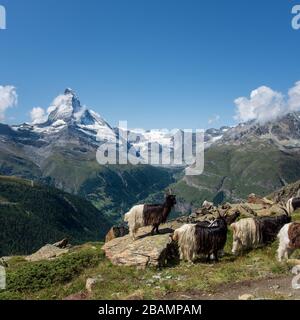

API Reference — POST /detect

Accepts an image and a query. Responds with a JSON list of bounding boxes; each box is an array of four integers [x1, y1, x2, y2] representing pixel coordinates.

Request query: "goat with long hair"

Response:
[[172, 211, 240, 262], [124, 193, 176, 240], [231, 212, 291, 255]]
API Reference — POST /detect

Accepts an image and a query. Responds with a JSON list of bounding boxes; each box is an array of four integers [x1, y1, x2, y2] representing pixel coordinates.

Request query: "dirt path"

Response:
[[165, 275, 300, 300]]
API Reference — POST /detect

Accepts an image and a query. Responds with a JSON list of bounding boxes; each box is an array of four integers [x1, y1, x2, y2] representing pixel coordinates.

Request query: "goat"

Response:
[[171, 212, 239, 262], [124, 194, 176, 240], [231, 213, 291, 255], [196, 211, 240, 259], [286, 197, 300, 215], [277, 222, 300, 261]]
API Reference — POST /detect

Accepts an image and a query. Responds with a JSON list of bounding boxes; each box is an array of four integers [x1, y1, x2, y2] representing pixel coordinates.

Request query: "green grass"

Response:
[[1, 232, 298, 300]]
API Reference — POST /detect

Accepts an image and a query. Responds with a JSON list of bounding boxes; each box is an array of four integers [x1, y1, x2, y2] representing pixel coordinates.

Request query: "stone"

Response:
[[124, 290, 144, 300], [102, 222, 181, 268], [85, 277, 101, 293], [238, 294, 255, 300], [105, 225, 129, 243], [0, 257, 10, 267], [25, 244, 69, 262], [53, 238, 69, 249], [271, 285, 280, 290]]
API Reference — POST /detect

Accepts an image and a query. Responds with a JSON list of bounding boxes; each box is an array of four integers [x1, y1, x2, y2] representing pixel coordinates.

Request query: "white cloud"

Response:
[[0, 85, 18, 121], [208, 114, 220, 125], [234, 81, 300, 123], [288, 81, 300, 111], [30, 107, 47, 124]]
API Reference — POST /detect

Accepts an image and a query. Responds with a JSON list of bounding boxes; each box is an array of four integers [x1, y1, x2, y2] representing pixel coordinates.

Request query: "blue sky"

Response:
[[0, 0, 300, 129]]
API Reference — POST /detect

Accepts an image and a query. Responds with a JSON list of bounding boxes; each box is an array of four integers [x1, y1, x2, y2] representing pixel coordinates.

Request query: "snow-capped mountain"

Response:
[[215, 112, 300, 149], [3, 87, 300, 219], [20, 88, 116, 142], [11, 88, 231, 166]]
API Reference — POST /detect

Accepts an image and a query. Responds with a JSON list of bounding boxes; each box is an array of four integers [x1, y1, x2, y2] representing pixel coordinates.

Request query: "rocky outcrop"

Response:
[[53, 238, 69, 249], [25, 243, 69, 262], [269, 180, 300, 204], [102, 222, 181, 268], [105, 225, 129, 243]]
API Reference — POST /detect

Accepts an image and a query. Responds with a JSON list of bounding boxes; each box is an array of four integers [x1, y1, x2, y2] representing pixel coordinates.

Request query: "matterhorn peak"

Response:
[[27, 88, 115, 139], [47, 88, 82, 123], [64, 88, 77, 96]]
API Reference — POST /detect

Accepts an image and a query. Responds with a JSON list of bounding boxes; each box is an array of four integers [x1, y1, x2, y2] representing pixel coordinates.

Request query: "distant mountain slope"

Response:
[[0, 89, 178, 222], [0, 176, 111, 256], [173, 113, 300, 212]]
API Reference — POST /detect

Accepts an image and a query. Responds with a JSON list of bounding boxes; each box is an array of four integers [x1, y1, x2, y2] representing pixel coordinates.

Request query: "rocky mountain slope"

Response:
[[173, 112, 300, 212], [0, 89, 177, 221], [0, 175, 111, 256]]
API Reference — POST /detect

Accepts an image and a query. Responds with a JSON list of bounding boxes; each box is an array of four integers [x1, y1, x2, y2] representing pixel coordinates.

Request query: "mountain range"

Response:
[[173, 112, 300, 212], [2, 88, 300, 222], [0, 89, 177, 222]]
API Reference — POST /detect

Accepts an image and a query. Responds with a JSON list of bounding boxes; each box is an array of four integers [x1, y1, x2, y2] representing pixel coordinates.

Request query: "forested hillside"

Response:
[[0, 176, 111, 256]]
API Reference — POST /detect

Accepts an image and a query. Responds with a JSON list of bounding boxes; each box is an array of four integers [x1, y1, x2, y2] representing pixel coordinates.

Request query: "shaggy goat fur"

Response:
[[231, 214, 291, 254], [124, 195, 176, 240], [277, 222, 300, 261], [172, 215, 233, 262], [172, 224, 198, 262], [286, 197, 300, 215], [195, 218, 227, 259]]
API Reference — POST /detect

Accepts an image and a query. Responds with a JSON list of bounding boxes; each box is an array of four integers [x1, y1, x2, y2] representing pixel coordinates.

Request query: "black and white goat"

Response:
[[171, 211, 240, 262], [277, 222, 300, 261], [124, 194, 176, 240], [286, 197, 300, 215], [231, 213, 291, 255]]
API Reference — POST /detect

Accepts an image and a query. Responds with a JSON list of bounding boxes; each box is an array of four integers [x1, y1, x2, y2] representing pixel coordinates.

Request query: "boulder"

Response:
[[0, 257, 10, 267], [238, 294, 255, 300], [102, 222, 181, 268], [85, 276, 103, 293], [25, 244, 69, 262], [105, 225, 129, 243], [53, 238, 69, 249], [247, 193, 274, 205]]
